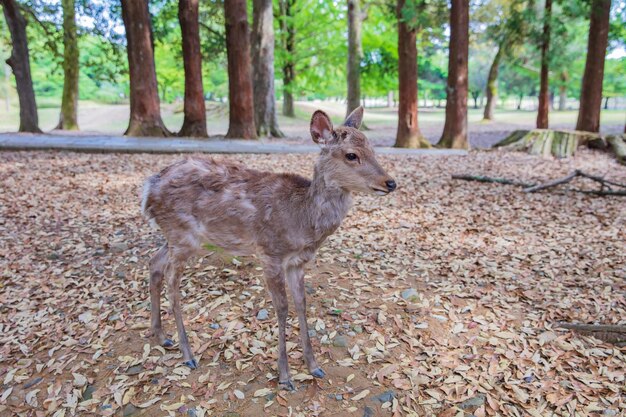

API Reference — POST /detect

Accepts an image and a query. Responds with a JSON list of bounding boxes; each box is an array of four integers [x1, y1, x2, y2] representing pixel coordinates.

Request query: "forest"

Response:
[[0, 0, 625, 148], [1, 1, 626, 417]]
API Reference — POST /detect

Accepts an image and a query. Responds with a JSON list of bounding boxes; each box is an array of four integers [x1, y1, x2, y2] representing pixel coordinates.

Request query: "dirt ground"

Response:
[[0, 149, 625, 417]]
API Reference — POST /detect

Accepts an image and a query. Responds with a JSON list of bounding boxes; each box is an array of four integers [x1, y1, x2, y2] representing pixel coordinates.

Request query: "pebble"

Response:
[[122, 404, 138, 417], [459, 395, 486, 410], [363, 406, 375, 417], [116, 271, 126, 279], [209, 323, 220, 329], [126, 365, 144, 375], [353, 325, 363, 333], [332, 335, 348, 347], [110, 242, 128, 253], [347, 331, 356, 337], [256, 309, 269, 320], [401, 288, 419, 301], [23, 377, 43, 389], [308, 329, 317, 338], [82, 384, 96, 401], [373, 390, 396, 403], [187, 409, 198, 417]]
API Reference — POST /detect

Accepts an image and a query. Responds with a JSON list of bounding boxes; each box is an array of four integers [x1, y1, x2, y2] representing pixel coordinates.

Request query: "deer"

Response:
[[141, 107, 396, 390]]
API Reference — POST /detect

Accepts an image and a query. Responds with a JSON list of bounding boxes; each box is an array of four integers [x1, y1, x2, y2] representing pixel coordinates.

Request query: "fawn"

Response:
[[141, 107, 396, 390]]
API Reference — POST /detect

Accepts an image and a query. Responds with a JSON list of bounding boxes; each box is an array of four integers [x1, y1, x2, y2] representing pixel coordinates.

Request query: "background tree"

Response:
[[57, 0, 79, 130], [438, 0, 469, 149], [536, 0, 551, 129], [278, 0, 296, 117], [224, 0, 256, 138], [120, 0, 170, 137], [576, 0, 611, 133], [252, 0, 283, 137], [1, 0, 41, 133], [178, 0, 207, 137], [347, 0, 365, 116]]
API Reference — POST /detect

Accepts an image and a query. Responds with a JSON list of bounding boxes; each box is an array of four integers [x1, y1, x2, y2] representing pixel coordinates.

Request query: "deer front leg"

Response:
[[286, 266, 324, 379], [165, 257, 197, 369], [264, 267, 293, 390], [149, 245, 173, 347]]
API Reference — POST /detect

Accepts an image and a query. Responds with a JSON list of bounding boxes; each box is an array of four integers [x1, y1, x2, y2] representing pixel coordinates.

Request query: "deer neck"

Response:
[[307, 159, 352, 237]]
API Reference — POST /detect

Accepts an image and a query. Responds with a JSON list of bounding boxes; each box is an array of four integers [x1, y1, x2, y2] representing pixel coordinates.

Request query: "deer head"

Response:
[[310, 107, 396, 195]]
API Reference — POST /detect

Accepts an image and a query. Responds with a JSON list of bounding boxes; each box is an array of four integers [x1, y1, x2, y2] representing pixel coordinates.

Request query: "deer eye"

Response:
[[345, 153, 358, 161]]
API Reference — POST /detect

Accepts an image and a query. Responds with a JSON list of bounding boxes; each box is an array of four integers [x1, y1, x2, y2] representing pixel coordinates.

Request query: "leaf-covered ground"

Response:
[[0, 149, 624, 417]]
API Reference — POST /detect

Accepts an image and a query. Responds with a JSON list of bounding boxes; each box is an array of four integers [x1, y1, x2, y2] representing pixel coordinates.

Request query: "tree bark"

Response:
[[393, 0, 429, 148], [279, 0, 296, 117], [56, 0, 79, 130], [483, 43, 503, 120], [347, 0, 364, 117], [178, 0, 207, 137], [121, 0, 170, 137], [252, 0, 283, 137], [224, 0, 257, 139], [1, 0, 41, 133], [536, 0, 551, 129], [438, 0, 469, 149], [576, 0, 611, 133]]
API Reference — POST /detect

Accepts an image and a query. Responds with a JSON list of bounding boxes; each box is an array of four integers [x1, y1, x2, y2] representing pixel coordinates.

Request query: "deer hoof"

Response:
[[279, 380, 296, 392], [184, 359, 198, 369], [311, 368, 326, 379], [162, 339, 174, 348]]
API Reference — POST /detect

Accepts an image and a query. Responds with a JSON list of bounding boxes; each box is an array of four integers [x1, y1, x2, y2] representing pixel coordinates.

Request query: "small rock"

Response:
[[116, 271, 126, 279], [603, 410, 618, 417], [363, 406, 375, 417], [332, 335, 348, 347], [122, 404, 138, 417], [265, 392, 276, 401], [353, 325, 363, 333], [342, 323, 350, 329], [82, 384, 96, 401], [187, 408, 198, 417], [373, 390, 396, 403], [305, 283, 315, 295], [126, 365, 144, 375], [47, 252, 59, 260], [23, 377, 43, 389], [347, 331, 356, 337], [308, 329, 317, 338], [335, 394, 343, 401], [256, 309, 269, 320], [94, 248, 105, 256], [209, 323, 220, 329], [108, 313, 121, 322], [99, 405, 112, 411], [459, 395, 486, 410], [401, 288, 419, 301], [110, 242, 128, 253]]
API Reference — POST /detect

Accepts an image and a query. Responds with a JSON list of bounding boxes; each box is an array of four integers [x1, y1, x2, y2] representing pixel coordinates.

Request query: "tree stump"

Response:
[[495, 129, 600, 158], [606, 134, 626, 165]]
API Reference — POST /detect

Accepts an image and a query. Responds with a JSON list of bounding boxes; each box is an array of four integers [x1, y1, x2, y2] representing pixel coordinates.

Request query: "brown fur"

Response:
[[142, 107, 396, 387]]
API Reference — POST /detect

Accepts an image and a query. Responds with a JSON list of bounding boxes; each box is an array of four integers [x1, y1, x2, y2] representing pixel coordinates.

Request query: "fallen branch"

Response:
[[452, 170, 626, 196], [556, 323, 626, 346]]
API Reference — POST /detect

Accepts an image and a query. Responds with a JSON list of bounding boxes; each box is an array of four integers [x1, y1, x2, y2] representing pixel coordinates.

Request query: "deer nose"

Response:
[[385, 179, 397, 192]]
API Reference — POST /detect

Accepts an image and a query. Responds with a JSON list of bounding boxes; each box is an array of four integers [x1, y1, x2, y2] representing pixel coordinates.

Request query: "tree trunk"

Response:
[[536, 0, 551, 129], [121, 0, 170, 137], [224, 0, 257, 139], [471, 91, 479, 109], [393, 0, 429, 148], [57, 0, 79, 130], [178, 0, 208, 137], [438, 0, 469, 149], [347, 0, 364, 117], [483, 44, 503, 120], [279, 0, 296, 117], [603, 96, 609, 110], [1, 0, 41, 133], [252, 0, 283, 137], [576, 0, 611, 133], [558, 70, 568, 111]]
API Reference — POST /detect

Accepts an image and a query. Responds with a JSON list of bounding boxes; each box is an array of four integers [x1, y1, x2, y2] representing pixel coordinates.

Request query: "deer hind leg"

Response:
[[286, 265, 324, 379], [149, 245, 173, 347], [164, 251, 196, 368], [264, 263, 293, 390]]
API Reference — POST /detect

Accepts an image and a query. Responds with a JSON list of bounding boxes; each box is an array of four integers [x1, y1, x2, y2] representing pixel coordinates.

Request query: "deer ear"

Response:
[[310, 110, 334, 145], [343, 106, 363, 129]]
